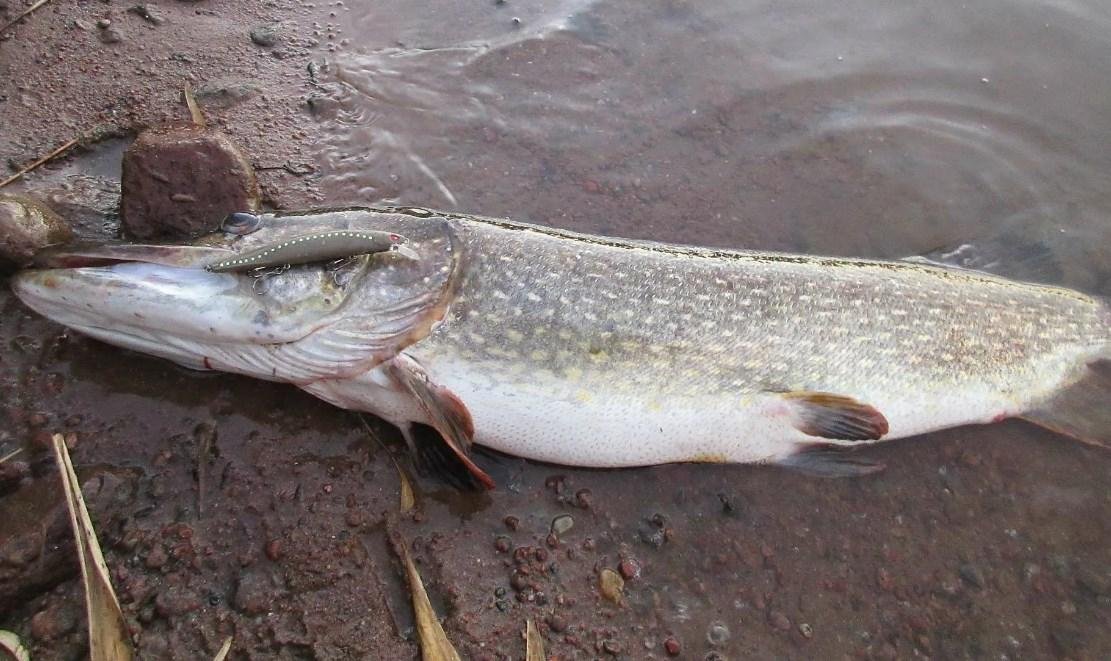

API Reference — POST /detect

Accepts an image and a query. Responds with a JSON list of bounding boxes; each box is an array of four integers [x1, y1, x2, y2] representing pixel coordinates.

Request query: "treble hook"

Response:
[[326, 256, 359, 288], [249, 264, 291, 295]]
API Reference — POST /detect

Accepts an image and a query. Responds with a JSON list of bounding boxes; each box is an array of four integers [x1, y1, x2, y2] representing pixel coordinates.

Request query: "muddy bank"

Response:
[[2, 0, 1111, 659]]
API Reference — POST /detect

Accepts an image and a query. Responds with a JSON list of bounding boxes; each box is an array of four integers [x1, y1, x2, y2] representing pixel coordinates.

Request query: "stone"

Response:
[[120, 126, 258, 239], [249, 24, 280, 47], [0, 194, 72, 268]]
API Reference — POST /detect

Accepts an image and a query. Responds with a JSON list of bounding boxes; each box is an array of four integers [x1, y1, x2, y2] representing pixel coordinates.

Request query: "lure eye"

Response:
[[220, 212, 262, 236]]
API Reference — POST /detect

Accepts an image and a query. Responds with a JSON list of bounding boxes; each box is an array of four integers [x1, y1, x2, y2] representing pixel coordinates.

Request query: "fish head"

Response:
[[12, 207, 462, 382]]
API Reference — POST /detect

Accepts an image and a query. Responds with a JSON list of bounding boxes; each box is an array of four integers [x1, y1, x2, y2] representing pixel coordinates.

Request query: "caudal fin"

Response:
[[1021, 360, 1111, 450]]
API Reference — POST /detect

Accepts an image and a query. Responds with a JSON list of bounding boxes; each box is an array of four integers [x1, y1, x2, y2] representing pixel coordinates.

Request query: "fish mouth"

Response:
[[31, 242, 236, 269]]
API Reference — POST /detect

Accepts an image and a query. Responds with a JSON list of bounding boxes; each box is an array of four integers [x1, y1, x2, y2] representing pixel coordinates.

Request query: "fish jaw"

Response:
[[12, 264, 254, 370]]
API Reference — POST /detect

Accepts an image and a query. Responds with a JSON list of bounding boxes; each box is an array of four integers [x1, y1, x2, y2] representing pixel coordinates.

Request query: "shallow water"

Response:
[[316, 0, 1111, 293]]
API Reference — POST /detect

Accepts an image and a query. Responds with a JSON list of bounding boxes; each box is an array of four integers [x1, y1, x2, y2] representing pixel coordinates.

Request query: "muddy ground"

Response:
[[1, 1, 1110, 659]]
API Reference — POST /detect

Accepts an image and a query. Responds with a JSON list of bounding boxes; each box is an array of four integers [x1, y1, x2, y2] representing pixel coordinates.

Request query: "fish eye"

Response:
[[221, 212, 262, 235]]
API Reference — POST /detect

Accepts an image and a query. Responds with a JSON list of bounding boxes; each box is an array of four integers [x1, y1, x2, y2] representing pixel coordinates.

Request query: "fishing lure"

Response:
[[206, 230, 416, 273]]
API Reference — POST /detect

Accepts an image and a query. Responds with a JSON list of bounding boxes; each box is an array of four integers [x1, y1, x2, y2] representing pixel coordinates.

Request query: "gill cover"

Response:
[[199, 212, 462, 383]]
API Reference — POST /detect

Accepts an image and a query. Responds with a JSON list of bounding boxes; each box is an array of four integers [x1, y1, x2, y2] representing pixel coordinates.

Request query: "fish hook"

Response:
[[249, 264, 291, 295]]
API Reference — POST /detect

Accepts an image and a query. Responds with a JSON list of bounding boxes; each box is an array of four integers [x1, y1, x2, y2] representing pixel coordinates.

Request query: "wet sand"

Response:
[[2, 0, 1110, 658]]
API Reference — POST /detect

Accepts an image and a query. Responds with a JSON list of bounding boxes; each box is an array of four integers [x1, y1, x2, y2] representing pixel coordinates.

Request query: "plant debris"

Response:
[[0, 137, 80, 189], [525, 618, 545, 661], [52, 433, 134, 661], [392, 531, 461, 661], [212, 636, 233, 661], [0, 0, 54, 34]]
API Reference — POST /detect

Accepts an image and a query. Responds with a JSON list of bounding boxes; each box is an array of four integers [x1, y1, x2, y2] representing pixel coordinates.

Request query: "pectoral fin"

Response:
[[385, 354, 496, 490], [781, 391, 889, 441]]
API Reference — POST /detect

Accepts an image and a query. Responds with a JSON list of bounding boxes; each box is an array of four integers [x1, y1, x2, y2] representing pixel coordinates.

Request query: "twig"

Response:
[[0, 0, 53, 34], [0, 136, 79, 188], [0, 447, 23, 465], [212, 636, 233, 661]]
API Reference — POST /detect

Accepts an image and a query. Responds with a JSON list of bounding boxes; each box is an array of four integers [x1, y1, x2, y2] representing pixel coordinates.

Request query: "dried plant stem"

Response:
[[0, 137, 79, 188], [0, 0, 53, 34], [52, 433, 134, 661], [183, 83, 207, 128]]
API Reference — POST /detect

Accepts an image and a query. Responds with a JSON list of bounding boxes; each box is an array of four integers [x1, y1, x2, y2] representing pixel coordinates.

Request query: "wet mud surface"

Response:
[[2, 0, 1111, 659]]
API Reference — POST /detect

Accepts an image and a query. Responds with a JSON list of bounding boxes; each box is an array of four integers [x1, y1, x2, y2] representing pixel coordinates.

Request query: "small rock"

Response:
[[768, 610, 791, 631], [618, 557, 641, 580], [265, 538, 283, 562], [706, 621, 730, 646], [127, 5, 165, 25], [120, 126, 258, 239], [30, 603, 79, 641], [154, 586, 201, 617], [663, 636, 681, 656], [0, 195, 72, 268], [599, 568, 624, 604], [96, 18, 111, 29], [799, 622, 814, 638], [195, 78, 261, 108], [546, 613, 568, 633], [249, 24, 281, 47], [99, 27, 123, 44], [959, 564, 985, 589], [551, 514, 574, 536]]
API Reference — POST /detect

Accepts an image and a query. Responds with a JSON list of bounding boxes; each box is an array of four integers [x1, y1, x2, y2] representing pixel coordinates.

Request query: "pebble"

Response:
[[265, 538, 283, 562], [250, 23, 281, 47], [599, 568, 624, 604], [100, 27, 123, 43], [127, 5, 165, 25], [799, 622, 814, 638], [120, 126, 258, 239], [664, 636, 681, 656], [30, 603, 79, 641], [154, 586, 201, 617], [0, 195, 72, 268], [706, 621, 730, 646], [546, 613, 568, 633], [768, 610, 791, 631], [503, 515, 520, 531], [551, 514, 574, 536], [959, 564, 985, 589], [618, 557, 641, 580]]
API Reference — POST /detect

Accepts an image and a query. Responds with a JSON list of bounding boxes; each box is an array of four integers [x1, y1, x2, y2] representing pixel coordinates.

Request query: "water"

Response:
[[314, 0, 1111, 296]]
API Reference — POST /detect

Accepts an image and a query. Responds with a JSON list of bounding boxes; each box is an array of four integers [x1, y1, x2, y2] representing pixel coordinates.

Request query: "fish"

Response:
[[11, 206, 1111, 488]]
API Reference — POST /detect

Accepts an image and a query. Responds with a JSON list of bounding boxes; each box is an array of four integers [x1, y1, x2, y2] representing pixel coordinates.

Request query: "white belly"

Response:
[[300, 351, 1035, 468]]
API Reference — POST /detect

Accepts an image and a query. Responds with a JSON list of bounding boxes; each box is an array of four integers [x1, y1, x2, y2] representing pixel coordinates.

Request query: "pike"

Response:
[[11, 207, 1111, 488]]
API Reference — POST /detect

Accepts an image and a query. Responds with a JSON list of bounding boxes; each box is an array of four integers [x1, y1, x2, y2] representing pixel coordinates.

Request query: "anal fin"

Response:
[[781, 391, 889, 441], [779, 443, 886, 478], [386, 354, 496, 490]]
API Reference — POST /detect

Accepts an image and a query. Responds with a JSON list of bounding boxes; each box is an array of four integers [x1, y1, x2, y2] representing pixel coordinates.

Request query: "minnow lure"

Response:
[[205, 230, 414, 273]]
